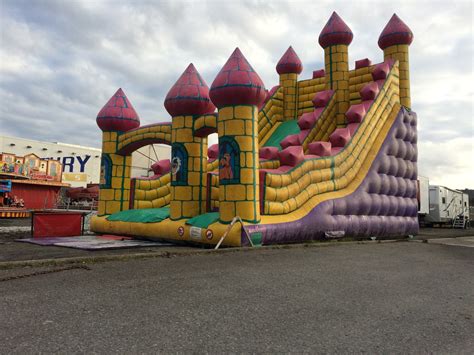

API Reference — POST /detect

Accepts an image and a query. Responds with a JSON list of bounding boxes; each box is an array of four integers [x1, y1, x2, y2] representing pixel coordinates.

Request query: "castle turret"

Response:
[[96, 88, 140, 215], [165, 63, 215, 220], [378, 14, 414, 109], [276, 46, 303, 121], [210, 48, 265, 223], [319, 12, 353, 127]]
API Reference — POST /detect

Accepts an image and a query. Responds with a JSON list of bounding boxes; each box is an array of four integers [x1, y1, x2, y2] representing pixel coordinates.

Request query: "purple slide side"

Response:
[[245, 107, 418, 245]]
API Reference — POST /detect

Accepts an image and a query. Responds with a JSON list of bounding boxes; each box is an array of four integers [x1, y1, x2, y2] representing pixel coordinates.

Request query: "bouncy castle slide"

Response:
[[91, 12, 418, 246]]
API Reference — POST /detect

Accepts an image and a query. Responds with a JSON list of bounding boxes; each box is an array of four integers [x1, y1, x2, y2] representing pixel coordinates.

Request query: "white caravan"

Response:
[[426, 185, 470, 227]]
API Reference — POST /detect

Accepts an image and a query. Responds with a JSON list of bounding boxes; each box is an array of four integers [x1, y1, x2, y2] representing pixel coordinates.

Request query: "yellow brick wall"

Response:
[[132, 173, 171, 209], [258, 88, 283, 144], [194, 114, 217, 135], [218, 105, 260, 223], [98, 131, 133, 215], [206, 159, 279, 212], [348, 64, 376, 104], [300, 95, 337, 151], [117, 123, 172, 152], [324, 44, 350, 127], [279, 73, 298, 121], [296, 77, 326, 117], [384, 44, 410, 108], [170, 115, 208, 220]]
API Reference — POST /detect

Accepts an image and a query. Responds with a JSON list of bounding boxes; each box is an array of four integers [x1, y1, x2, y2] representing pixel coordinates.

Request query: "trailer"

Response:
[[425, 185, 470, 228]]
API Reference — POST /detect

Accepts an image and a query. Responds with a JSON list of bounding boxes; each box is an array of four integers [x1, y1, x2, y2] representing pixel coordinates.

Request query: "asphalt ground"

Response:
[[0, 236, 198, 264], [0, 242, 473, 353]]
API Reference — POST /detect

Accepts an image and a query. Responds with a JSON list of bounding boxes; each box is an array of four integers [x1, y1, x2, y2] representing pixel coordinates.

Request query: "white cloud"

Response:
[[419, 137, 474, 189], [0, 0, 472, 187]]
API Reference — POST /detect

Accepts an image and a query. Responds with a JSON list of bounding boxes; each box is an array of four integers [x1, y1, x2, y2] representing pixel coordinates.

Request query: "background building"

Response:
[[0, 135, 170, 187]]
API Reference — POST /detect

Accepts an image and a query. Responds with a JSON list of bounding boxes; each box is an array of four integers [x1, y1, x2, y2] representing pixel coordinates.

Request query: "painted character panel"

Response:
[[219, 137, 240, 184], [171, 143, 188, 186], [100, 154, 112, 188]]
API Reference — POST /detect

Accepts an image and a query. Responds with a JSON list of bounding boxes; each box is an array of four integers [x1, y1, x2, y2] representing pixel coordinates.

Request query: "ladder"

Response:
[[452, 215, 466, 229]]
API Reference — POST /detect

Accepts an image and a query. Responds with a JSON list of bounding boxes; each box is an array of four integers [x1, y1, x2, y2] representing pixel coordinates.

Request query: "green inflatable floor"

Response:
[[263, 119, 300, 150], [106, 207, 170, 223], [186, 212, 219, 228]]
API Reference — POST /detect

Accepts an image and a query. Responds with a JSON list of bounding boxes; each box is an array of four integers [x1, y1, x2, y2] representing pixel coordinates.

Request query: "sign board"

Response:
[[189, 226, 202, 240], [63, 173, 88, 182], [206, 229, 213, 240]]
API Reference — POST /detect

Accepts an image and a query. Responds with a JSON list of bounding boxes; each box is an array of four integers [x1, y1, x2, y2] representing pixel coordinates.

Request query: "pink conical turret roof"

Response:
[[318, 11, 353, 48], [276, 46, 303, 75], [378, 14, 413, 49], [164, 63, 216, 117], [209, 48, 266, 108], [96, 88, 140, 132]]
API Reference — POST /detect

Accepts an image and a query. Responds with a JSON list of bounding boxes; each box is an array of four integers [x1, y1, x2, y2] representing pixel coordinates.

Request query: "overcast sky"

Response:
[[0, 0, 472, 188]]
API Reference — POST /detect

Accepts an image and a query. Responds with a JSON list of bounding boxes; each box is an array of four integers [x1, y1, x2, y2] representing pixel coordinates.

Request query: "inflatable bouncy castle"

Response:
[[91, 12, 418, 246]]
